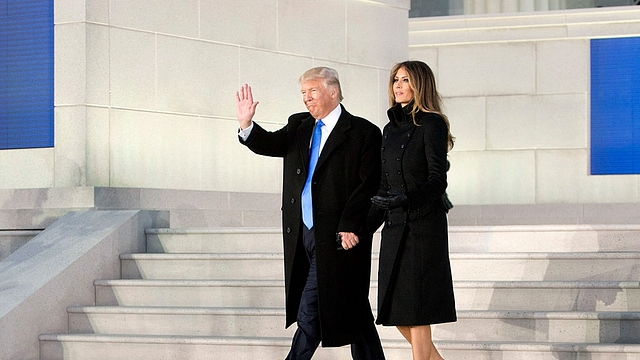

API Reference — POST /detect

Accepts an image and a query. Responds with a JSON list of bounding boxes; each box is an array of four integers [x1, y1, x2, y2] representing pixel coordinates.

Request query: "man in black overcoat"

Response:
[[236, 67, 384, 360]]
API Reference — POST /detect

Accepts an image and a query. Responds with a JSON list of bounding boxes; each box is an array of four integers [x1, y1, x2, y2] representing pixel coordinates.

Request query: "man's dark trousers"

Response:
[[285, 226, 386, 360]]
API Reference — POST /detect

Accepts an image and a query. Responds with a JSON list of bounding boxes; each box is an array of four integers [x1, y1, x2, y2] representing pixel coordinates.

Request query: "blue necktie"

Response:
[[301, 120, 324, 229]]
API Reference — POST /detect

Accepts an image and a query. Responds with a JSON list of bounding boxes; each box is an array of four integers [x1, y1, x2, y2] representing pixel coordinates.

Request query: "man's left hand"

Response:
[[338, 232, 359, 250]]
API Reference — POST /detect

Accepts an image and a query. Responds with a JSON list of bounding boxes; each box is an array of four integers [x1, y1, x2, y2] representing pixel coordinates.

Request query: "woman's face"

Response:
[[393, 67, 413, 106]]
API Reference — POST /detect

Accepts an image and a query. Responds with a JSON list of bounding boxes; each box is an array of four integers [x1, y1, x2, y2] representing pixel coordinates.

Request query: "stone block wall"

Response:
[[0, 0, 410, 192], [409, 6, 640, 204]]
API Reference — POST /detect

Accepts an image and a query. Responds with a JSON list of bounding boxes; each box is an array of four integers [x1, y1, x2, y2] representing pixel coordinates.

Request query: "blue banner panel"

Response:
[[0, 0, 54, 150], [590, 37, 640, 175]]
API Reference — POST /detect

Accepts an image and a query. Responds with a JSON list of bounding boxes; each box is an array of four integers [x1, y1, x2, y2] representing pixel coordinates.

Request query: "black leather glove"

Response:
[[442, 192, 453, 212], [371, 192, 408, 210]]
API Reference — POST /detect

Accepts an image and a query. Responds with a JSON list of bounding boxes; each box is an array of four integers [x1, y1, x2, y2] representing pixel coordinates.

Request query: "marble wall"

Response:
[[3, 2, 640, 206], [0, 0, 409, 192], [409, 6, 640, 204]]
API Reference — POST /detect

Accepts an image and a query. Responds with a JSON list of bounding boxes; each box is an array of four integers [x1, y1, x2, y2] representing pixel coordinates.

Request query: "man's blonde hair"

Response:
[[299, 67, 344, 101]]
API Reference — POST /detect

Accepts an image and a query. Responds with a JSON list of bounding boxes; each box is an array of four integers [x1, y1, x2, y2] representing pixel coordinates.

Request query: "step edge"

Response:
[[94, 279, 284, 287], [120, 253, 285, 260], [120, 252, 640, 260], [37, 334, 640, 352], [94, 279, 640, 289], [146, 224, 640, 234], [146, 227, 282, 235], [66, 306, 640, 320]]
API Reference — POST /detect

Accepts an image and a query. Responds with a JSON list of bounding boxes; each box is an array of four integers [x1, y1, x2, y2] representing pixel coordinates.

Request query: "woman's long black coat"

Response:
[[239, 105, 382, 346], [372, 104, 457, 326]]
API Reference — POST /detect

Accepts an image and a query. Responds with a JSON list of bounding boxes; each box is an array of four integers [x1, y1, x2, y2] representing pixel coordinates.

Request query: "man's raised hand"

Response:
[[236, 84, 259, 130]]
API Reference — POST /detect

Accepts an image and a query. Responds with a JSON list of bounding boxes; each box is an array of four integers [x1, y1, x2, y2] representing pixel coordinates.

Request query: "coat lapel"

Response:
[[296, 115, 316, 174], [316, 105, 350, 171]]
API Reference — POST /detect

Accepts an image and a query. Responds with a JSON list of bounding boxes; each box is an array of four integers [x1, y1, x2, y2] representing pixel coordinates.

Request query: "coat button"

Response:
[[296, 168, 301, 174], [286, 227, 291, 233], [400, 144, 405, 149], [387, 220, 393, 226], [396, 157, 401, 161], [381, 147, 385, 151], [397, 171, 401, 175], [290, 198, 295, 203], [382, 159, 386, 163]]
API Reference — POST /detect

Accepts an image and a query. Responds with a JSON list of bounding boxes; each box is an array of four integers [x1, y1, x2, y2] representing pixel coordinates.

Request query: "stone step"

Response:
[[67, 306, 640, 344], [94, 279, 286, 308], [449, 252, 640, 281], [435, 310, 640, 344], [145, 225, 640, 254], [38, 333, 640, 360], [94, 279, 640, 311], [454, 281, 640, 312], [145, 227, 283, 254], [39, 223, 640, 360], [120, 253, 286, 280], [67, 306, 294, 338], [449, 225, 640, 253], [120, 251, 640, 282]]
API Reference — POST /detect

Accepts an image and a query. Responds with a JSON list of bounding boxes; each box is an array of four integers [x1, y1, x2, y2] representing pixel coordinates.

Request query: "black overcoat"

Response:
[[239, 104, 382, 346], [371, 103, 457, 326]]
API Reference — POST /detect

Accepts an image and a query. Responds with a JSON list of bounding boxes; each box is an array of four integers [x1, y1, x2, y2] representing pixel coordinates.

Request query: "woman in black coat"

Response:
[[370, 60, 456, 360]]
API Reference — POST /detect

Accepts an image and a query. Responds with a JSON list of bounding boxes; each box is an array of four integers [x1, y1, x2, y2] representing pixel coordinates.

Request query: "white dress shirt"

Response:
[[238, 104, 342, 154]]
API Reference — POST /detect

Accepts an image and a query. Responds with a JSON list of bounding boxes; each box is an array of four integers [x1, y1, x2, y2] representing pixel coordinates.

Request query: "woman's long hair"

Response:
[[388, 61, 455, 152]]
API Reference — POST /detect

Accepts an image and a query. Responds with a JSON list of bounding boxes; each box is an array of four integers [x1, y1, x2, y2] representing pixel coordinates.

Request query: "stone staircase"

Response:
[[39, 225, 640, 359]]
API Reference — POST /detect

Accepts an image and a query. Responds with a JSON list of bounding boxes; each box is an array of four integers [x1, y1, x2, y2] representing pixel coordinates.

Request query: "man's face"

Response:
[[300, 78, 338, 120]]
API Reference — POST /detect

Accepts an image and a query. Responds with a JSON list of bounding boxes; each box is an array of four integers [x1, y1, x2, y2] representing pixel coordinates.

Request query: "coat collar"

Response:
[[387, 102, 416, 125]]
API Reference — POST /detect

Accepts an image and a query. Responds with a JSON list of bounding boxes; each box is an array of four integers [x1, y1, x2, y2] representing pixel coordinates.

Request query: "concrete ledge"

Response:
[[0, 210, 169, 360], [0, 187, 281, 229], [1, 187, 638, 229], [448, 203, 640, 225], [409, 5, 640, 46], [0, 230, 40, 261]]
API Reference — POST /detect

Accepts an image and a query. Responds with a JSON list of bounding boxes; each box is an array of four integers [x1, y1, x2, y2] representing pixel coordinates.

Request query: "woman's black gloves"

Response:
[[371, 191, 408, 210]]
